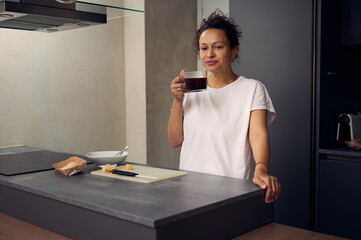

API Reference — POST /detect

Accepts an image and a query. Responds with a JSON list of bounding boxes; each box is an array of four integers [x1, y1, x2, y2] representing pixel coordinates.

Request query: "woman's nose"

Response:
[[207, 49, 215, 57]]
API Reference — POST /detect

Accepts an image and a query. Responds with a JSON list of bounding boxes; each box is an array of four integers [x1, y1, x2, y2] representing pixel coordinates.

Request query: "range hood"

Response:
[[0, 0, 107, 32]]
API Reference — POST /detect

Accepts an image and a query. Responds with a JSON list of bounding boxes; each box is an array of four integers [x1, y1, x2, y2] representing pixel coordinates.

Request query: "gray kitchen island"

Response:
[[0, 162, 273, 240]]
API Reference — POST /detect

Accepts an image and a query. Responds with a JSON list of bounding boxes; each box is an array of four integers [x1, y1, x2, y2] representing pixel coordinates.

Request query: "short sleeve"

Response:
[[251, 82, 276, 125]]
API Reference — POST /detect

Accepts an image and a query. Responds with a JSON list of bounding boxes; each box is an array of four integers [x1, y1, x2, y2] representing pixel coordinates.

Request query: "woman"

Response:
[[168, 10, 280, 203]]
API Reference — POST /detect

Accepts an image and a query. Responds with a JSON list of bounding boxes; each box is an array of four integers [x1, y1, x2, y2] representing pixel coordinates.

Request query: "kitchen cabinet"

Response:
[[318, 0, 361, 237], [340, 0, 361, 45], [319, 0, 361, 148], [0, 162, 272, 240], [318, 150, 361, 239]]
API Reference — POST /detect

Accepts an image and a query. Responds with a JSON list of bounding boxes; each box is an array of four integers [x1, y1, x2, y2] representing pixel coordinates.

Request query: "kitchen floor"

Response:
[[0, 212, 70, 240], [233, 223, 348, 240], [1, 212, 348, 240]]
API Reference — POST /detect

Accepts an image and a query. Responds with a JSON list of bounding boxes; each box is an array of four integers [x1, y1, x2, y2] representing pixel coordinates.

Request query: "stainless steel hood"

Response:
[[0, 0, 107, 32]]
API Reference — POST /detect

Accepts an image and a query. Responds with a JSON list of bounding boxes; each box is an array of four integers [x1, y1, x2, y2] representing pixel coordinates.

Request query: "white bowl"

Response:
[[85, 151, 128, 166]]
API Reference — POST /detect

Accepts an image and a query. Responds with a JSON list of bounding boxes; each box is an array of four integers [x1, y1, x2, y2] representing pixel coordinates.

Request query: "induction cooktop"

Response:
[[0, 145, 89, 176]]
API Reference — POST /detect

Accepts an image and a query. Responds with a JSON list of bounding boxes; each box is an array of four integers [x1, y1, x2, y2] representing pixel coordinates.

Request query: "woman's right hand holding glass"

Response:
[[170, 70, 186, 102], [168, 70, 186, 148]]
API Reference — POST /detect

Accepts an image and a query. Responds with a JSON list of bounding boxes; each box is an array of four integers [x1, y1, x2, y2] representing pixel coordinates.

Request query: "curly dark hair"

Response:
[[194, 9, 242, 60]]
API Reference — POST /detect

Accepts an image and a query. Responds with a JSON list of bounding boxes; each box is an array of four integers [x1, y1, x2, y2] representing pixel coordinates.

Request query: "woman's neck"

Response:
[[208, 70, 238, 89]]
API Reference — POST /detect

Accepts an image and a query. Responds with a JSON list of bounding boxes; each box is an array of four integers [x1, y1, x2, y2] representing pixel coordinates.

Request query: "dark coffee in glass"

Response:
[[183, 70, 207, 93]]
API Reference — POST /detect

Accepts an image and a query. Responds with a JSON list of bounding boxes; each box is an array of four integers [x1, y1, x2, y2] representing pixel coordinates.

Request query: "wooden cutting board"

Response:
[[90, 164, 187, 183]]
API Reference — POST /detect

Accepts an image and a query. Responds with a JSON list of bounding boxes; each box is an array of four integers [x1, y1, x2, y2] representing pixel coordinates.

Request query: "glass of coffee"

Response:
[[183, 70, 207, 93]]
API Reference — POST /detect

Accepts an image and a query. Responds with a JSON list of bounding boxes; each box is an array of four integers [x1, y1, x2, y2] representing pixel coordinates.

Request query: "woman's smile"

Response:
[[206, 60, 218, 65]]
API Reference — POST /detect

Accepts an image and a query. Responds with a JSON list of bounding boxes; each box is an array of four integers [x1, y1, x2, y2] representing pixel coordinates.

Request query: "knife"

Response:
[[112, 170, 159, 180]]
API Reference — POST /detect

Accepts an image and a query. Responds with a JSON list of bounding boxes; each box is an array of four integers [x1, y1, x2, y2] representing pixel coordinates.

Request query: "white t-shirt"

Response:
[[180, 76, 276, 180]]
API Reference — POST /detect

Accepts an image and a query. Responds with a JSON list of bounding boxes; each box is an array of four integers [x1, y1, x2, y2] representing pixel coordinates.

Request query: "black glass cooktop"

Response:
[[0, 145, 88, 176]]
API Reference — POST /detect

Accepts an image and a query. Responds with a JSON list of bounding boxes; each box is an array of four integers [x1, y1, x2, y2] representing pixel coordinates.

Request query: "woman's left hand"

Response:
[[253, 172, 281, 204]]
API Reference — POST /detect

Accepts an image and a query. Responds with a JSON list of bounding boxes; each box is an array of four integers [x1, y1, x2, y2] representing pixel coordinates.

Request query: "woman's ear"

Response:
[[231, 46, 239, 60]]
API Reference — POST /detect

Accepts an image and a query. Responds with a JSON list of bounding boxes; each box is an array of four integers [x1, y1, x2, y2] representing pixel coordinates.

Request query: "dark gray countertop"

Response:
[[319, 147, 361, 159], [0, 163, 263, 228]]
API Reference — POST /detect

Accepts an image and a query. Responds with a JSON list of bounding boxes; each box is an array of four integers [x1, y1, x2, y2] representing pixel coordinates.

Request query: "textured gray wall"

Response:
[[145, 0, 197, 168]]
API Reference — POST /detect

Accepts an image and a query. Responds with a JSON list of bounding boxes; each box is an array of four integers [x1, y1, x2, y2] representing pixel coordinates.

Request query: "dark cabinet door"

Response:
[[230, 0, 314, 229], [319, 157, 361, 239]]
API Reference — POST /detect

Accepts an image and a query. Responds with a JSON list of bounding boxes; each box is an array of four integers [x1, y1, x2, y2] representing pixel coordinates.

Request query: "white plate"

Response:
[[85, 151, 128, 166]]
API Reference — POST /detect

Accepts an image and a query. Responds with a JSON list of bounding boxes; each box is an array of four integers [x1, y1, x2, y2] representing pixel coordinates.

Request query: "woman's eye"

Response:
[[201, 47, 207, 51], [215, 46, 223, 49]]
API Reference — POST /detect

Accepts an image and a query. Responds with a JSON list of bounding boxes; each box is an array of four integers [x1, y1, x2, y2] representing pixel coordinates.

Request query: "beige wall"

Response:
[[145, 0, 197, 169], [0, 6, 127, 155], [124, 0, 147, 164]]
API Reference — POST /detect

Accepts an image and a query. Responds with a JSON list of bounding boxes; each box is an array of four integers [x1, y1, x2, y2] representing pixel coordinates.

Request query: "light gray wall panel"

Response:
[[145, 0, 197, 168]]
